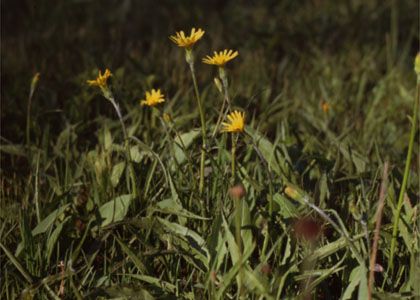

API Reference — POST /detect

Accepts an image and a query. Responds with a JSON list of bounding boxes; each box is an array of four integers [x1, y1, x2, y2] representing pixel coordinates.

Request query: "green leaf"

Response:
[[0, 144, 27, 157], [247, 128, 290, 177], [102, 285, 155, 300], [123, 274, 176, 294], [98, 194, 134, 227], [273, 193, 299, 218], [357, 266, 368, 300], [111, 161, 126, 187], [157, 217, 209, 269], [216, 241, 256, 299], [115, 236, 147, 274], [173, 129, 200, 165], [307, 233, 365, 262], [46, 219, 67, 264], [342, 266, 362, 300], [130, 145, 145, 163], [32, 204, 71, 236], [103, 125, 113, 150], [154, 198, 209, 220]]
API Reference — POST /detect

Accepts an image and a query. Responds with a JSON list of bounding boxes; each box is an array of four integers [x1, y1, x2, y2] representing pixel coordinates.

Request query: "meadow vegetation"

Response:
[[1, 1, 419, 299]]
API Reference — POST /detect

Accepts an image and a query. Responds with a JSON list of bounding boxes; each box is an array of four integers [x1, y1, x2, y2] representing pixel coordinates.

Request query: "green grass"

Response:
[[1, 0, 419, 299]]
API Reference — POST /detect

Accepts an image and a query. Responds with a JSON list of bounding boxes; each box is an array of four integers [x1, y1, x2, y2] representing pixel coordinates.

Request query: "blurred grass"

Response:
[[1, 0, 419, 299]]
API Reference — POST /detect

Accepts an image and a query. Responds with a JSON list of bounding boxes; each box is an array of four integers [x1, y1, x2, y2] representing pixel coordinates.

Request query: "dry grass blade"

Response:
[[368, 161, 389, 300]]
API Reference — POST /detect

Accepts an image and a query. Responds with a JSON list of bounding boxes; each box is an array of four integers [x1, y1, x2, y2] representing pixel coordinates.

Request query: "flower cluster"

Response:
[[87, 28, 245, 132]]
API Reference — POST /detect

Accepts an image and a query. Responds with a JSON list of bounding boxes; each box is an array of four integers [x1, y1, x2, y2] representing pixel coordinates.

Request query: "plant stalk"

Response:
[[187, 50, 207, 195], [388, 77, 419, 271], [107, 94, 138, 197]]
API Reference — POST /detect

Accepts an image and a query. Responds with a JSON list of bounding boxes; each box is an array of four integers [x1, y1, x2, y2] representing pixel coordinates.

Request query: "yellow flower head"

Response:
[[222, 110, 245, 133], [140, 89, 165, 107], [87, 69, 112, 88], [203, 49, 239, 67], [169, 28, 205, 49]]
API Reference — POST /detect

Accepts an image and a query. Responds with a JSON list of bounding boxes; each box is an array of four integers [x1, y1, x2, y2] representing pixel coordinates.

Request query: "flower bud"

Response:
[[229, 184, 246, 199], [415, 53, 420, 75], [213, 77, 223, 94], [163, 113, 172, 123], [284, 186, 301, 200]]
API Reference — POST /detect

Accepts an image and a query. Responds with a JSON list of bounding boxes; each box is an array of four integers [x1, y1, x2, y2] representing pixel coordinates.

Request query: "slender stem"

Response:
[[26, 95, 33, 146], [107, 95, 138, 197], [212, 67, 231, 137], [303, 197, 365, 267], [235, 197, 243, 298], [231, 133, 237, 184], [243, 131, 275, 258], [388, 79, 419, 271], [187, 54, 207, 195]]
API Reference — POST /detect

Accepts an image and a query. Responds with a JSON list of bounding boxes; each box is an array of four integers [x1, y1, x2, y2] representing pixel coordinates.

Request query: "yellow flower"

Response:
[[140, 89, 165, 107], [169, 28, 205, 49], [203, 49, 239, 67], [87, 69, 112, 88], [222, 111, 245, 133]]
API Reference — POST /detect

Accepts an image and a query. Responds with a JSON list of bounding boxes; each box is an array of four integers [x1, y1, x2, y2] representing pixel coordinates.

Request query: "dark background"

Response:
[[1, 0, 418, 143]]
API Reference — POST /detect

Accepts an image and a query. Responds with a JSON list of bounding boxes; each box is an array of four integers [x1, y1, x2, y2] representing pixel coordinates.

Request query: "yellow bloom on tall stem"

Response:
[[203, 49, 239, 67], [222, 111, 245, 133], [169, 28, 205, 49], [170, 27, 207, 196], [87, 69, 112, 88], [140, 89, 165, 107]]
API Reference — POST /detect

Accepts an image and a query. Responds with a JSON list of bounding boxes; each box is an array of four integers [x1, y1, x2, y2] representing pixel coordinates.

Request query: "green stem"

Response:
[[232, 134, 237, 184], [107, 94, 138, 197], [388, 79, 419, 271], [187, 52, 207, 195], [212, 67, 231, 137], [26, 95, 33, 146], [233, 189, 243, 298]]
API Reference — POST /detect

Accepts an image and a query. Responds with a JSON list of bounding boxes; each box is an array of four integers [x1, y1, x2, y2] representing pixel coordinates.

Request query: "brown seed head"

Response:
[[260, 263, 272, 275], [229, 184, 246, 199]]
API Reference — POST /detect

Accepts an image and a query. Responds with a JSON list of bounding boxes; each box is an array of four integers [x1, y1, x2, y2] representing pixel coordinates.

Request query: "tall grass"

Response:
[[1, 1, 419, 299]]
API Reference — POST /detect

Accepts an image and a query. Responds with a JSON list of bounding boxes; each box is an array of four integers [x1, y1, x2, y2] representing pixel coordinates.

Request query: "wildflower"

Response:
[[140, 89, 165, 107], [169, 28, 205, 49], [203, 49, 239, 67], [87, 69, 112, 88], [221, 111, 245, 133]]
